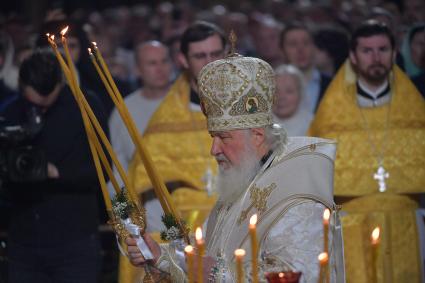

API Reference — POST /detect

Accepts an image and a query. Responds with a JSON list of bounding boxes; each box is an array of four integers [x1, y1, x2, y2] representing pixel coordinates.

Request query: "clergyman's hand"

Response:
[[126, 233, 161, 267], [47, 162, 59, 178]]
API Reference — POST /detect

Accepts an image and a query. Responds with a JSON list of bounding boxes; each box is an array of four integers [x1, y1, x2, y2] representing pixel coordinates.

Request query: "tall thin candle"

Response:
[[318, 252, 328, 283], [195, 227, 205, 283], [185, 245, 195, 283], [323, 208, 330, 254], [249, 214, 259, 283], [371, 227, 380, 283], [235, 249, 246, 283]]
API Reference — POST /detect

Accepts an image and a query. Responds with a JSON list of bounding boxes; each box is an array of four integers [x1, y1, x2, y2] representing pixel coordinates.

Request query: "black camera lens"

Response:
[[15, 152, 34, 173]]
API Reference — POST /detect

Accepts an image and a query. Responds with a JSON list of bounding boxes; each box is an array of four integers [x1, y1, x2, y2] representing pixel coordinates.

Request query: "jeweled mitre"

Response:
[[198, 54, 275, 131]]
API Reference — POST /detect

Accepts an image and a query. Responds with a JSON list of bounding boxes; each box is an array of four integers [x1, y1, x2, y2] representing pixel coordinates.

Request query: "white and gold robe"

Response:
[[157, 137, 345, 283]]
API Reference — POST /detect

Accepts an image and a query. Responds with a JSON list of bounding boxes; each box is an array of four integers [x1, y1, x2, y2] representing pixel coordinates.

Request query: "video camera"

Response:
[[0, 104, 47, 187]]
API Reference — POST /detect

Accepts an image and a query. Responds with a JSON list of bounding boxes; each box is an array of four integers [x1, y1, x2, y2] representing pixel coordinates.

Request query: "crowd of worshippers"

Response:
[[1, 0, 424, 116], [0, 0, 424, 283]]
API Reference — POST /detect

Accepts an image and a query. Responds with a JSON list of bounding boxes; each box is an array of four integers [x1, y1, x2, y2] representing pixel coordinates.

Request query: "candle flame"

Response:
[[318, 252, 329, 263], [234, 249, 246, 257], [184, 245, 194, 253], [249, 214, 258, 226], [46, 33, 50, 37], [195, 227, 203, 241], [371, 227, 380, 244], [278, 273, 285, 278], [60, 26, 69, 36], [323, 208, 330, 223]]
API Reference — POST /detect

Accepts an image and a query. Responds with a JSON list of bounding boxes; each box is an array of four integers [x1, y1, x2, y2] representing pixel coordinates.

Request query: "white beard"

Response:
[[215, 145, 261, 206]]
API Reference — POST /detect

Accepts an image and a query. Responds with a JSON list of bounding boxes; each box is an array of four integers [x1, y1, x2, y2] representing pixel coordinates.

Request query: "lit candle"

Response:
[[234, 249, 246, 283], [371, 226, 380, 283], [318, 252, 328, 283], [279, 272, 284, 279], [185, 245, 195, 283], [60, 26, 79, 89], [47, 34, 71, 81], [196, 227, 205, 283], [249, 214, 259, 283], [323, 209, 330, 256]]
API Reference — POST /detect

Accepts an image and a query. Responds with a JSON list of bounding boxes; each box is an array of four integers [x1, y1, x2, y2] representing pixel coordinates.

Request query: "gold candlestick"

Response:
[[235, 249, 246, 283], [249, 214, 259, 283]]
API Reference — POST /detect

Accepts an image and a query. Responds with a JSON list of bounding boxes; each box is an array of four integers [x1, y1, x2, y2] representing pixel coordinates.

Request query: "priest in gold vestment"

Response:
[[309, 21, 425, 282], [119, 21, 226, 283]]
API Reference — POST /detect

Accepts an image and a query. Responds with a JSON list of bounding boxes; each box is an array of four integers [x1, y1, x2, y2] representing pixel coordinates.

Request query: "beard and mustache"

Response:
[[214, 143, 262, 206], [364, 64, 390, 83]]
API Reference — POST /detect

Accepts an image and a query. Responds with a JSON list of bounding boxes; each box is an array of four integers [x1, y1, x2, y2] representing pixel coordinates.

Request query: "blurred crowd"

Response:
[[1, 0, 424, 118]]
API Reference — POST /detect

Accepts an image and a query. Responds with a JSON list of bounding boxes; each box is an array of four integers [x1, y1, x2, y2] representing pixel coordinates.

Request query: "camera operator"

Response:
[[2, 49, 107, 283]]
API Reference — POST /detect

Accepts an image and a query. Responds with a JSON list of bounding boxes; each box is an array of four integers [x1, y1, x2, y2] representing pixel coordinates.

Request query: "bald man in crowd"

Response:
[[108, 41, 172, 185]]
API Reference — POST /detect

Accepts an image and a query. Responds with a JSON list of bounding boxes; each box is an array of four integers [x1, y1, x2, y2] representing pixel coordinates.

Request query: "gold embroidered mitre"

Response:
[[198, 54, 275, 131]]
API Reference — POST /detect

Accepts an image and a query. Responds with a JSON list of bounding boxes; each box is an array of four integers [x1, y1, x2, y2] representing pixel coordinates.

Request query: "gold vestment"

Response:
[[309, 61, 425, 282]]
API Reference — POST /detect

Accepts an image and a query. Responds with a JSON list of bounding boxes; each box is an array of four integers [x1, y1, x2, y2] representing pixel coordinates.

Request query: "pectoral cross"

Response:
[[373, 166, 389, 192]]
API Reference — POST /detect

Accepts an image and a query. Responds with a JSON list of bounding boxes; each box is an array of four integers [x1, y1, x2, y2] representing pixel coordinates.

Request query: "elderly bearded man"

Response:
[[126, 51, 345, 283]]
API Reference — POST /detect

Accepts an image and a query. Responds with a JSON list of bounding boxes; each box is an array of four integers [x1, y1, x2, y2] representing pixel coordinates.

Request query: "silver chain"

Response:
[[356, 92, 392, 167]]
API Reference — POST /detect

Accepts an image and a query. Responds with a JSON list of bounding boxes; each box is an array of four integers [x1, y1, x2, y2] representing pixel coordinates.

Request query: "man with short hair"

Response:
[[3, 50, 106, 283], [309, 20, 425, 282], [127, 21, 226, 231], [126, 53, 345, 283], [109, 41, 172, 178], [280, 23, 331, 113]]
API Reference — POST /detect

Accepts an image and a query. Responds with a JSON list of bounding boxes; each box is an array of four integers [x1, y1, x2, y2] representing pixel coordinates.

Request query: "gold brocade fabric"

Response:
[[341, 194, 420, 283], [119, 74, 217, 283], [309, 62, 425, 196], [128, 73, 216, 194], [309, 61, 425, 282]]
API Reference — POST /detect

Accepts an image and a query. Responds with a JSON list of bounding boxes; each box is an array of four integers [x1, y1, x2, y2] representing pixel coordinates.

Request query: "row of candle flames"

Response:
[[46, 27, 382, 283], [185, 209, 381, 283]]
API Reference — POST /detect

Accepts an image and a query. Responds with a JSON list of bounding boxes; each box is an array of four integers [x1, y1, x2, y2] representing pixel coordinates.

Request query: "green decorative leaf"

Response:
[[112, 187, 135, 220], [160, 213, 189, 242]]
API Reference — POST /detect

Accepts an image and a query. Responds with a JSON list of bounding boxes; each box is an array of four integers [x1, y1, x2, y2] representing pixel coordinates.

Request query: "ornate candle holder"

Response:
[[265, 271, 302, 283], [109, 188, 146, 238]]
